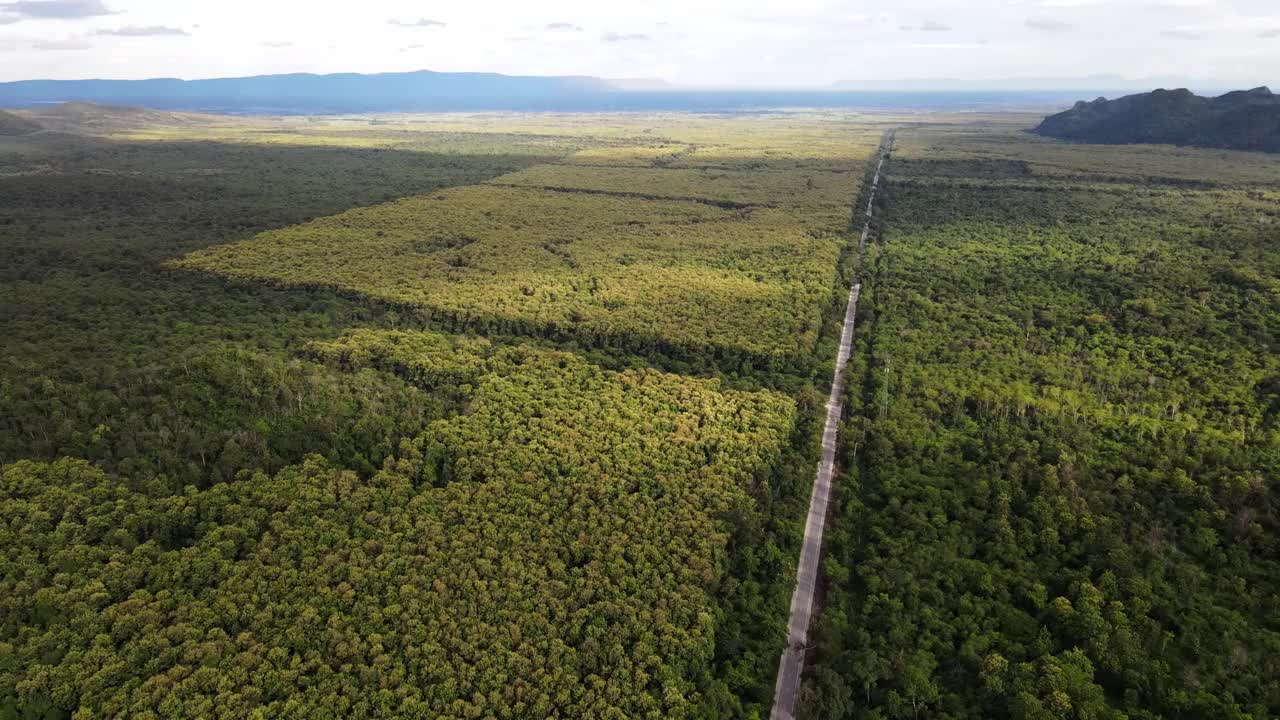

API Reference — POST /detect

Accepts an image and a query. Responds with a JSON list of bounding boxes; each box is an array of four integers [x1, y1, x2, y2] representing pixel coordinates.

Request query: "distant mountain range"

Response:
[[1034, 87, 1280, 152], [0, 69, 1138, 114], [0, 70, 628, 113]]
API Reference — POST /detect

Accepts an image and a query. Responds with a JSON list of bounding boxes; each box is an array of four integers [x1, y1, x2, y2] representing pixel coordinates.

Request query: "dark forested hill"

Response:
[[1033, 87, 1280, 152], [17, 102, 231, 134], [0, 109, 41, 135]]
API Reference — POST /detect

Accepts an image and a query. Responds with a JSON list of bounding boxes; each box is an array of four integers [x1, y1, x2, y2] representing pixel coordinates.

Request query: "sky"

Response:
[[0, 0, 1276, 89]]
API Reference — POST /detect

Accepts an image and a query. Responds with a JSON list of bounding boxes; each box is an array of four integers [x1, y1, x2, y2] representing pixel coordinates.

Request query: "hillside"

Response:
[[18, 102, 238, 134], [0, 110, 41, 136], [1033, 87, 1280, 152]]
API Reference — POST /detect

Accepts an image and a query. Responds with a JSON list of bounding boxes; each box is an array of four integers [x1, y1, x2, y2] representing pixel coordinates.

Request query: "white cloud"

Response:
[[0, 0, 113, 19], [0, 0, 1273, 89], [95, 24, 187, 36], [389, 18, 445, 28], [34, 37, 91, 48], [602, 31, 649, 42], [902, 20, 952, 31], [909, 42, 985, 49], [1026, 16, 1072, 30]]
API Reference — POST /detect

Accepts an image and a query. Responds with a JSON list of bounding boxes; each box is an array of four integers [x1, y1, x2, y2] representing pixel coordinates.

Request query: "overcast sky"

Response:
[[0, 0, 1275, 88]]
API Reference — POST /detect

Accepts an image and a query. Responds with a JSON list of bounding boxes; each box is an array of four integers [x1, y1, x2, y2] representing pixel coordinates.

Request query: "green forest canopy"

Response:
[[1, 112, 886, 719], [3, 333, 797, 719], [803, 126, 1280, 720]]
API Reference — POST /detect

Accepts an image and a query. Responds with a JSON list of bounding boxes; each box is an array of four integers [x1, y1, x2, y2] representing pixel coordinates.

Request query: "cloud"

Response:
[[33, 38, 90, 49], [1026, 17, 1072, 31], [909, 42, 985, 49], [602, 31, 649, 42], [1259, 28, 1280, 38], [389, 18, 445, 28], [545, 22, 582, 32], [262, 40, 293, 48], [901, 20, 952, 31], [0, 0, 111, 19], [95, 25, 189, 36], [0, 14, 20, 23], [398, 43, 425, 52], [1160, 28, 1200, 39]]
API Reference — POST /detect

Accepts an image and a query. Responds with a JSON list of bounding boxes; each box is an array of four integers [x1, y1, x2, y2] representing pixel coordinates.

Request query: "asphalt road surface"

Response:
[[769, 135, 891, 720]]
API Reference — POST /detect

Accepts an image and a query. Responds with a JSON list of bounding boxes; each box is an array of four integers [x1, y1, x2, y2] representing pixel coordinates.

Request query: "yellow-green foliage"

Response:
[[892, 125, 1280, 186], [340, 113, 884, 170], [668, 137, 879, 171], [178, 183, 844, 366], [103, 112, 880, 167], [172, 115, 888, 368], [3, 332, 795, 718], [113, 125, 600, 156], [306, 327, 494, 386], [563, 143, 691, 166], [493, 164, 858, 230]]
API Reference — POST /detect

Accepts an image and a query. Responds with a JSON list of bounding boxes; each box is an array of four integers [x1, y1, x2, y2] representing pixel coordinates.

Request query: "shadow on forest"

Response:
[[0, 136, 554, 482], [0, 134, 844, 483]]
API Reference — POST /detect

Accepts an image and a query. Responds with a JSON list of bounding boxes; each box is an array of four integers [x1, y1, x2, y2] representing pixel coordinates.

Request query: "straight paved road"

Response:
[[769, 136, 891, 720]]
